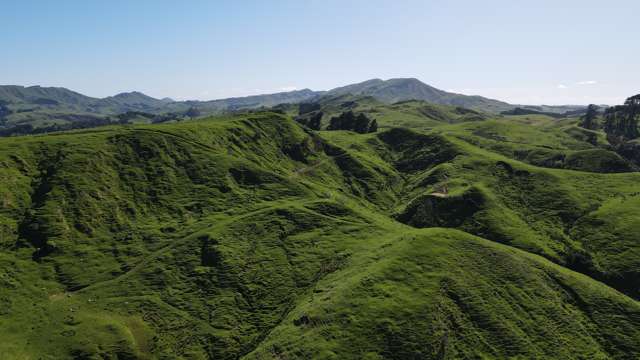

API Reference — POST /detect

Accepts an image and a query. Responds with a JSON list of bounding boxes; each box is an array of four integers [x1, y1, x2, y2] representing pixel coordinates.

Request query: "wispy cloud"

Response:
[[576, 80, 597, 85], [557, 84, 568, 89]]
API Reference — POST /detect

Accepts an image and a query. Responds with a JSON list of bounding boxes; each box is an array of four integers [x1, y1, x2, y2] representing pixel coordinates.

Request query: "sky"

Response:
[[1, 0, 638, 105]]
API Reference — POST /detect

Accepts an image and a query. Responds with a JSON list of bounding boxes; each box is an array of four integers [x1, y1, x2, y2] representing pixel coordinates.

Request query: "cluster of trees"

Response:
[[294, 111, 323, 130], [293, 104, 379, 134], [327, 111, 378, 134], [574, 95, 640, 167], [298, 102, 321, 115], [603, 95, 640, 140], [184, 107, 201, 118], [577, 96, 640, 141], [294, 102, 323, 130]]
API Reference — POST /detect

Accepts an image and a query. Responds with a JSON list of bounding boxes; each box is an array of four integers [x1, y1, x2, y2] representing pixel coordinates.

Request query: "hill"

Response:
[[0, 85, 319, 133], [288, 95, 490, 130], [0, 85, 95, 107], [326, 78, 514, 113], [95, 91, 173, 112], [0, 112, 638, 358]]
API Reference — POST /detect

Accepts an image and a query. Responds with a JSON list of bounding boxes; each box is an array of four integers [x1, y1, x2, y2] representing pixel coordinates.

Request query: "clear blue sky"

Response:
[[1, 0, 638, 105]]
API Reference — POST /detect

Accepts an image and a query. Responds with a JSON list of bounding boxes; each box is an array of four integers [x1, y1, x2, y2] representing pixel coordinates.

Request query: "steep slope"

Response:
[[247, 228, 640, 359], [0, 112, 639, 359], [368, 127, 640, 298], [319, 124, 640, 299]]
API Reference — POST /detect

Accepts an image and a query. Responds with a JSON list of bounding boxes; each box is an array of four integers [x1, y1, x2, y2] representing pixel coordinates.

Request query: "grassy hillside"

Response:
[[288, 95, 490, 131], [0, 112, 638, 359], [435, 115, 632, 172]]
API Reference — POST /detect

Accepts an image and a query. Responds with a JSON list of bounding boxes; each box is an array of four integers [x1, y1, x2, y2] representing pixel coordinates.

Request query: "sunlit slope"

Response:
[[435, 115, 632, 172], [247, 228, 640, 359], [322, 126, 640, 299], [0, 113, 638, 359], [289, 95, 490, 130]]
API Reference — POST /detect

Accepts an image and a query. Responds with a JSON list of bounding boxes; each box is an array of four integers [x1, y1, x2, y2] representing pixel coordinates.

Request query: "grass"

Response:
[[303, 96, 490, 131], [0, 111, 639, 359], [246, 228, 640, 359], [434, 115, 633, 172]]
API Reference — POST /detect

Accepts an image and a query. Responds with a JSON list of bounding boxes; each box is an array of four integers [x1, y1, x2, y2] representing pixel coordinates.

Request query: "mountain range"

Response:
[[0, 78, 588, 133]]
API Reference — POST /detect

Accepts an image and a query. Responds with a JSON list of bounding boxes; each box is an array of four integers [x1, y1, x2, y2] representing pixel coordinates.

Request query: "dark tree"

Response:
[[604, 106, 618, 134], [185, 107, 201, 118], [327, 114, 343, 131], [368, 119, 378, 133], [354, 113, 371, 134], [327, 111, 377, 134], [580, 104, 598, 130], [340, 111, 357, 130], [299, 102, 321, 115], [294, 111, 323, 130], [308, 112, 322, 130]]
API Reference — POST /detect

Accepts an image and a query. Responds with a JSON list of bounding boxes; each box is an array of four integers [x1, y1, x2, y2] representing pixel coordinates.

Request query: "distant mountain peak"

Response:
[[324, 78, 512, 112], [111, 91, 156, 99]]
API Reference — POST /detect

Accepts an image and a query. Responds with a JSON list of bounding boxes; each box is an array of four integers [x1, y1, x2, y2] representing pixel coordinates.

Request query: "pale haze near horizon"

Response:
[[1, 0, 638, 105]]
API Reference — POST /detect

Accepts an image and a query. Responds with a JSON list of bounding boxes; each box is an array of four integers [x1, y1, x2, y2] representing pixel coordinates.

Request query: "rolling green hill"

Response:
[[282, 95, 491, 131], [0, 111, 638, 359]]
